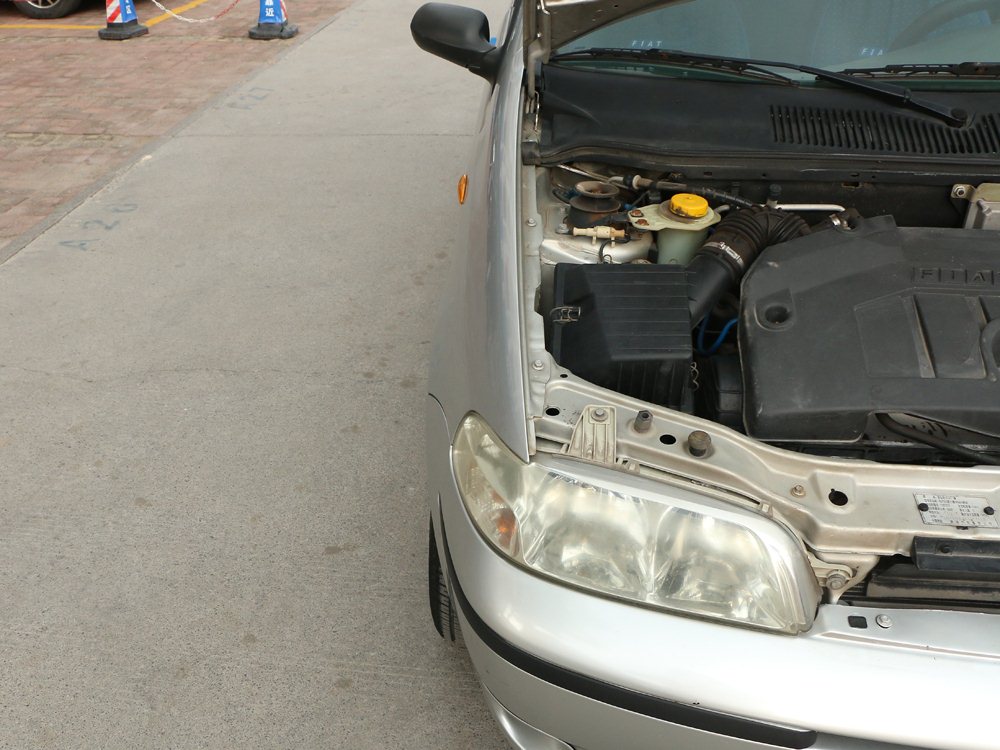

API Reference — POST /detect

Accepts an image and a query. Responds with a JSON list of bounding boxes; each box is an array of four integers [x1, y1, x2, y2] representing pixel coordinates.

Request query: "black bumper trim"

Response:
[[441, 515, 818, 750]]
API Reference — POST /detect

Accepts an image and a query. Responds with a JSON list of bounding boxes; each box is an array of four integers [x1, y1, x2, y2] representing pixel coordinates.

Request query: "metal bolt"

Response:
[[555, 222, 571, 235], [687, 430, 712, 458], [827, 573, 848, 591], [633, 410, 652, 433], [875, 614, 893, 629], [985, 506, 995, 516], [953, 184, 971, 199], [629, 209, 644, 218], [526, 218, 537, 227], [791, 485, 806, 498], [531, 359, 544, 371], [592, 408, 608, 422], [636, 219, 650, 227]]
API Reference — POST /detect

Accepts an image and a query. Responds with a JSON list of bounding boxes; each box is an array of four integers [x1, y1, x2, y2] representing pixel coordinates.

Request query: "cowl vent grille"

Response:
[[770, 105, 1000, 156]]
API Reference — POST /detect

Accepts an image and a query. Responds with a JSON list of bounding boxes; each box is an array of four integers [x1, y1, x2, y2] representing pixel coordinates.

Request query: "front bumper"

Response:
[[427, 400, 1000, 750]]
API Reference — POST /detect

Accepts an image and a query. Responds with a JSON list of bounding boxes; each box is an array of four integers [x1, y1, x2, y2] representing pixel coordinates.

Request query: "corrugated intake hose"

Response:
[[687, 207, 810, 327]]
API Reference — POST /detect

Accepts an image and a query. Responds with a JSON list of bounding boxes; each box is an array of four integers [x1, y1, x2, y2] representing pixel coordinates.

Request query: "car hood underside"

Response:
[[526, 0, 675, 58]]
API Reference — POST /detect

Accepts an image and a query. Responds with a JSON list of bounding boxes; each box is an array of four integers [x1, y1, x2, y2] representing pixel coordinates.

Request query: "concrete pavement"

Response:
[[0, 0, 510, 746], [0, 0, 351, 250]]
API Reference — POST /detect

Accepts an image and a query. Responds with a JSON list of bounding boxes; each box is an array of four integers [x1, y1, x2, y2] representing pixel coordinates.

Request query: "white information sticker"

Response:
[[914, 493, 999, 528]]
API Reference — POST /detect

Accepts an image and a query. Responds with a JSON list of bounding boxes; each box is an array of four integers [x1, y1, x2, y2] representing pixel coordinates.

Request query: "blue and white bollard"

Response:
[[249, 0, 298, 40], [98, 0, 148, 40]]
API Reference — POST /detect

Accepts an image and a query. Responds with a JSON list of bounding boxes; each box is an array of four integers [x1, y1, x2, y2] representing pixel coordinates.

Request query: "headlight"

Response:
[[452, 413, 819, 634]]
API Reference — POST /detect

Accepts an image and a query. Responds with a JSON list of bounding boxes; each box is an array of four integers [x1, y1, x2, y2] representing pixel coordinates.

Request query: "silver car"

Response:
[[413, 2, 1000, 748]]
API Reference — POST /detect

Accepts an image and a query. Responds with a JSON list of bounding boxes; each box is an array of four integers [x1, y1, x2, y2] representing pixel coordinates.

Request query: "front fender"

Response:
[[427, 4, 530, 460]]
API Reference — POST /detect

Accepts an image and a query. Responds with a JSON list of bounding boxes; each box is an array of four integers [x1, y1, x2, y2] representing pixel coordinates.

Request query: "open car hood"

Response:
[[526, 0, 673, 51], [524, 0, 672, 92]]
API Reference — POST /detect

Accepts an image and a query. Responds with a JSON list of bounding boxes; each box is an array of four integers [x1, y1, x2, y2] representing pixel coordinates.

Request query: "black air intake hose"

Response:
[[687, 207, 810, 327]]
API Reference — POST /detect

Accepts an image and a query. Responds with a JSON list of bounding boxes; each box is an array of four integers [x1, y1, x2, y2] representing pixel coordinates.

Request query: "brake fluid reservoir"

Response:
[[628, 194, 721, 265]]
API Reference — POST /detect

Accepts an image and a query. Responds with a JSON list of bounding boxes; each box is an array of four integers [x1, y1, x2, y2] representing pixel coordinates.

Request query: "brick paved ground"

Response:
[[0, 0, 350, 251]]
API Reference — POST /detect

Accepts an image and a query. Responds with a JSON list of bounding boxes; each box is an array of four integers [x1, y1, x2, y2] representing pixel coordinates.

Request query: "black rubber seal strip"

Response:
[[440, 515, 817, 749]]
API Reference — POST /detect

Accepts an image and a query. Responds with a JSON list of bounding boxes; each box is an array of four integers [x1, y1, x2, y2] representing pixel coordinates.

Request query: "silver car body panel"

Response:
[[481, 687, 574, 750], [427, 396, 1000, 750], [429, 7, 531, 460], [532, 379, 1000, 572]]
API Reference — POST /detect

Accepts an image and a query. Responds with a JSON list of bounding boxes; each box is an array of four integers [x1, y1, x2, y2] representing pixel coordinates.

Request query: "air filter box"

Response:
[[550, 263, 692, 409]]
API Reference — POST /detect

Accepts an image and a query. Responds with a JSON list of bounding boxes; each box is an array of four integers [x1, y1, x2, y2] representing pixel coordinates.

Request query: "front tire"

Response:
[[15, 0, 85, 19], [428, 519, 458, 641]]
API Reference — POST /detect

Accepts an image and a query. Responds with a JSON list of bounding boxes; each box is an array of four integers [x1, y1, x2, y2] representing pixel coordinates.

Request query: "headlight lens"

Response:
[[452, 414, 819, 634]]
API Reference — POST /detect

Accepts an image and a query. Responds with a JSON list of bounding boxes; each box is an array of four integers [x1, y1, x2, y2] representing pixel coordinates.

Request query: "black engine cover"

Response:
[[741, 216, 1000, 443]]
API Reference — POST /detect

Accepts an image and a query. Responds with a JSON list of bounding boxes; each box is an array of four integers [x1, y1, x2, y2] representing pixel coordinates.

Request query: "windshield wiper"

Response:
[[548, 47, 798, 86], [842, 62, 1000, 78], [549, 48, 970, 127]]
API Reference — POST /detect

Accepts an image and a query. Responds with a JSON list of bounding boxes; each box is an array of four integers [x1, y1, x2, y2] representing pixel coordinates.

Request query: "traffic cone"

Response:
[[249, 0, 297, 39], [98, 0, 148, 40]]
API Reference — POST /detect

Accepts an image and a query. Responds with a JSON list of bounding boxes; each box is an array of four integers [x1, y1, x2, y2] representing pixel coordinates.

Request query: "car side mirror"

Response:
[[411, 3, 501, 82]]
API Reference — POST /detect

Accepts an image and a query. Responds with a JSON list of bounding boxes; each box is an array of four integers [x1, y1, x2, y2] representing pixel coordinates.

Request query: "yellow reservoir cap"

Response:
[[668, 193, 710, 219]]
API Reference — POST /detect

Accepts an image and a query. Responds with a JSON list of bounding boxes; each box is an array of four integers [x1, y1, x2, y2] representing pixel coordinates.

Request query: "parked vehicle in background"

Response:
[[414, 1, 1000, 748], [11, 0, 84, 19]]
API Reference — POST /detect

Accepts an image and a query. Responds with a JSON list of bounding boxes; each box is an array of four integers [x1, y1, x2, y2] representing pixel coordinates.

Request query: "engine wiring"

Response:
[[696, 317, 738, 356], [553, 164, 761, 210], [597, 235, 630, 263]]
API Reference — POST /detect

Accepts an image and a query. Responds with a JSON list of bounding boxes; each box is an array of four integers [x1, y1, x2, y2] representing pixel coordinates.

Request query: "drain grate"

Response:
[[770, 105, 1000, 156]]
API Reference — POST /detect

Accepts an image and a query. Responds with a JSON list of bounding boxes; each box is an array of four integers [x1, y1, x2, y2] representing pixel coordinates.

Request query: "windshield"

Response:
[[558, 0, 1000, 79]]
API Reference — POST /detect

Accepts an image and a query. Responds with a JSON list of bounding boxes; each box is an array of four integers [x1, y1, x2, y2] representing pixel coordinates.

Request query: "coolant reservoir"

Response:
[[628, 194, 721, 265]]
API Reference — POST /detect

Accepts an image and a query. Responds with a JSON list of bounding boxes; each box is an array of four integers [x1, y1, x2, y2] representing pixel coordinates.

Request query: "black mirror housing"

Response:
[[411, 3, 501, 81]]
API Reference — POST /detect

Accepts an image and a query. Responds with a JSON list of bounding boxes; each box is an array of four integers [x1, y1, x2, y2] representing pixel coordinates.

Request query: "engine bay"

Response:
[[525, 163, 1000, 610], [537, 166, 1000, 469]]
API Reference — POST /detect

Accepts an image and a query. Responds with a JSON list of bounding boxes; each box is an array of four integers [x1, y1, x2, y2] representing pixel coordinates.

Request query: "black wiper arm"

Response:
[[551, 48, 969, 127], [803, 64, 969, 127], [548, 47, 797, 85], [842, 62, 1000, 78]]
